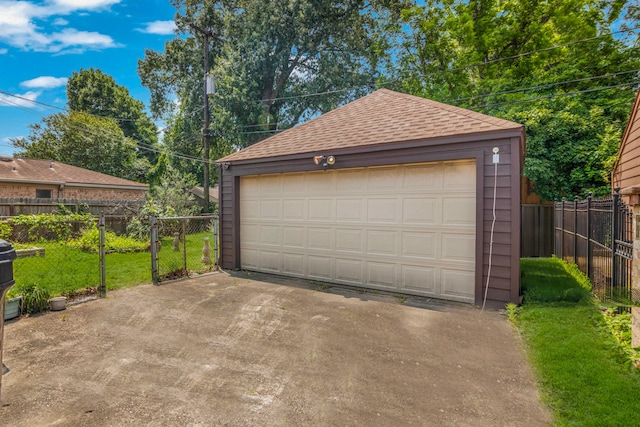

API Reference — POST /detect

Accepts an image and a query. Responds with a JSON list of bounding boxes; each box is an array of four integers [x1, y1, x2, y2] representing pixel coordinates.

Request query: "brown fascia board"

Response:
[[217, 127, 524, 167]]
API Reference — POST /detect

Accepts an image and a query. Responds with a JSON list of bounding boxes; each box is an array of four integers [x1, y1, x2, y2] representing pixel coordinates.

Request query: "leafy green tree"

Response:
[[11, 112, 146, 182], [389, 0, 640, 200], [67, 68, 159, 164], [138, 0, 406, 180]]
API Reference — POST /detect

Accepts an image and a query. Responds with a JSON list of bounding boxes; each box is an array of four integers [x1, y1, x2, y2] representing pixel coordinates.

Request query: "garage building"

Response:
[[216, 89, 524, 305]]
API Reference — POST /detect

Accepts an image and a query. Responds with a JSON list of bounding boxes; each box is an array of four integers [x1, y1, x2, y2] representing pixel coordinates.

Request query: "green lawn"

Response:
[[515, 258, 640, 426], [10, 231, 215, 297]]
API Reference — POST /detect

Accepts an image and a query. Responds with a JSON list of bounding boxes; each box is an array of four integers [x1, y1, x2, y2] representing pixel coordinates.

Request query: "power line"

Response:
[[445, 69, 640, 104], [470, 81, 638, 110]]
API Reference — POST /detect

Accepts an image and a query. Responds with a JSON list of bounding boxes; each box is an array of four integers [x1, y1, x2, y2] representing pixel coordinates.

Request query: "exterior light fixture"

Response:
[[313, 155, 336, 167]]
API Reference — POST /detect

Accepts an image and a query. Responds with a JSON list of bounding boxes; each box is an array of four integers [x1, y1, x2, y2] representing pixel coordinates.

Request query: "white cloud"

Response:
[[138, 21, 176, 36], [0, 0, 121, 54], [0, 91, 41, 108], [21, 76, 68, 89], [0, 48, 7, 54], [138, 20, 176, 35], [52, 0, 120, 10]]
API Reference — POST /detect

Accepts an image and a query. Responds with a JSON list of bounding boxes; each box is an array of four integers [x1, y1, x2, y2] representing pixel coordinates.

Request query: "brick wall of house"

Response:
[[0, 183, 60, 199], [0, 183, 145, 202], [62, 187, 146, 202]]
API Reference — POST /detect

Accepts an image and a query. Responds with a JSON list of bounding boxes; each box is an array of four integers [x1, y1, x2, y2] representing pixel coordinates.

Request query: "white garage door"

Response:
[[240, 160, 476, 302]]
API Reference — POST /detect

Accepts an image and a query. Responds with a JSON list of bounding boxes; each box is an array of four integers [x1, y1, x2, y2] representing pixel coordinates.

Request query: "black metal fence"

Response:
[[554, 192, 634, 303]]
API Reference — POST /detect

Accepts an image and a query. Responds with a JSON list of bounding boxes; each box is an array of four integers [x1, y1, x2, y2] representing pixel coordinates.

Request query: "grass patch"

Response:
[[514, 257, 640, 426]]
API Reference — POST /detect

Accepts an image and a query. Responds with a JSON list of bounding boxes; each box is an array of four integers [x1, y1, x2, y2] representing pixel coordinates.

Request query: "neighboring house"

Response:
[[190, 185, 219, 208], [0, 157, 148, 203], [612, 89, 640, 204], [216, 89, 525, 306]]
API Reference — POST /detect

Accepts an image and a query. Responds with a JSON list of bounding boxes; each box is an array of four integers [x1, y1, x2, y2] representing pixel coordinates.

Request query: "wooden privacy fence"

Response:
[[0, 197, 144, 217], [554, 192, 635, 303], [521, 204, 554, 257]]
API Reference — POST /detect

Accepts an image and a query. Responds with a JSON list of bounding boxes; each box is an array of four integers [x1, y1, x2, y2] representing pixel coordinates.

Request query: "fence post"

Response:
[[574, 196, 578, 265], [182, 219, 187, 276], [98, 213, 106, 298], [612, 189, 620, 299], [150, 216, 159, 285], [560, 199, 566, 260], [213, 213, 219, 268], [587, 193, 592, 281]]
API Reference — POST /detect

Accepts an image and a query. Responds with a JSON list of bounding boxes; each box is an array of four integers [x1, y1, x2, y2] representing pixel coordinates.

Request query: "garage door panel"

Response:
[[242, 248, 260, 269], [367, 198, 398, 223], [369, 166, 402, 190], [308, 172, 335, 192], [336, 168, 367, 192], [403, 163, 443, 190], [336, 199, 364, 222], [283, 226, 306, 248], [402, 198, 438, 224], [335, 229, 364, 253], [240, 160, 476, 302], [335, 259, 364, 284], [259, 174, 283, 193], [442, 197, 475, 225], [283, 199, 305, 220], [283, 253, 305, 275], [309, 199, 333, 221], [367, 230, 397, 255], [401, 231, 437, 259], [241, 224, 260, 244], [308, 256, 332, 279], [442, 233, 475, 262], [260, 225, 281, 246], [282, 173, 307, 192], [401, 265, 436, 292], [260, 200, 281, 220], [308, 227, 333, 250], [443, 161, 475, 188], [441, 268, 475, 301], [241, 200, 260, 219], [367, 262, 396, 288], [260, 251, 281, 272]]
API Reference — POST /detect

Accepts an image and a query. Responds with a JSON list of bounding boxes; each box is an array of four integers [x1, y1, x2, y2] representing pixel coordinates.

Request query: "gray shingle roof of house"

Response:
[[0, 157, 148, 189], [218, 89, 523, 163]]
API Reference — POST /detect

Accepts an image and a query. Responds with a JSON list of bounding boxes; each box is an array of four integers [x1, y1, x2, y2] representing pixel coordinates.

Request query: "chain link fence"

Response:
[[1, 213, 218, 303], [150, 215, 219, 284], [5, 217, 101, 298]]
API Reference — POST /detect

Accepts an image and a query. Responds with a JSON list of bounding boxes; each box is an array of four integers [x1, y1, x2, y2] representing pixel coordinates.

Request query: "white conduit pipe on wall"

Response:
[[482, 147, 500, 313]]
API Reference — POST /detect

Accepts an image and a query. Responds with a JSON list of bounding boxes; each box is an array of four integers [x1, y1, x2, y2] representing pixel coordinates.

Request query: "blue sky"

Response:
[[0, 0, 179, 156]]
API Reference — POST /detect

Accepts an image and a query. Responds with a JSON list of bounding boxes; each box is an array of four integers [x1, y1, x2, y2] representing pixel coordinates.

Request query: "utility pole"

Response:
[[191, 24, 218, 213], [202, 31, 211, 213]]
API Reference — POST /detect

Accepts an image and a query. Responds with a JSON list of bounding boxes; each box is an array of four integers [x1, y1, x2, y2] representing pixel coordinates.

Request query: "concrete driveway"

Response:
[[1, 272, 550, 426]]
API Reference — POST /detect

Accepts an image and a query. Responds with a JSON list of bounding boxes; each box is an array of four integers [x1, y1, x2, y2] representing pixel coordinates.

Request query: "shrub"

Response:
[[0, 220, 10, 240], [68, 228, 147, 254], [19, 283, 50, 315], [5, 213, 94, 242]]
